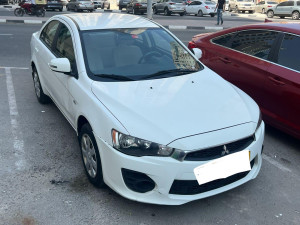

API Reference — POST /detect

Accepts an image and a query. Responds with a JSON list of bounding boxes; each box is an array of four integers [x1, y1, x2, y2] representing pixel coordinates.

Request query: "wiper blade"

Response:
[[95, 74, 135, 81], [143, 69, 197, 79]]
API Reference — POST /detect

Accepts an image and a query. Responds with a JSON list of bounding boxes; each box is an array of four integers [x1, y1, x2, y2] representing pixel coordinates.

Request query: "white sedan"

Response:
[[185, 0, 217, 17], [30, 13, 264, 205]]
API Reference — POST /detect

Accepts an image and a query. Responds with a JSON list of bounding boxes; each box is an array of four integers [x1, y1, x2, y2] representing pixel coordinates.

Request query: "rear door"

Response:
[[202, 29, 280, 108], [264, 33, 300, 136]]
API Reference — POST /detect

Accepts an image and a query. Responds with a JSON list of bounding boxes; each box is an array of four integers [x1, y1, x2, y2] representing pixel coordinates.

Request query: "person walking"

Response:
[[214, 0, 225, 25]]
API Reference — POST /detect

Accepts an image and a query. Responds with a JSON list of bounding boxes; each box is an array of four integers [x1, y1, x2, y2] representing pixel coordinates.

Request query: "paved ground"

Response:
[[0, 20, 299, 225]]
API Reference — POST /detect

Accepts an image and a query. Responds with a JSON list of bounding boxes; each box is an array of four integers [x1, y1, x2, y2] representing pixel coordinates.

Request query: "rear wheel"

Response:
[[107, 4, 110, 9], [267, 10, 274, 18], [197, 10, 203, 17], [14, 8, 24, 17], [79, 124, 105, 188], [179, 12, 184, 16], [36, 9, 45, 17], [292, 11, 299, 20], [280, 16, 285, 19], [210, 13, 215, 17], [153, 7, 158, 14], [164, 8, 170, 16]]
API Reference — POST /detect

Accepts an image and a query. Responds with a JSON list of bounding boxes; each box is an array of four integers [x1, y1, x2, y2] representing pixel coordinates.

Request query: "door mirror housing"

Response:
[[49, 58, 71, 74], [193, 48, 202, 59]]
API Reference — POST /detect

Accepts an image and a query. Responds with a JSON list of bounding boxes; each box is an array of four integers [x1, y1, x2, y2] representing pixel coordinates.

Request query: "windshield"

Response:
[[267, 1, 277, 4], [81, 28, 203, 82]]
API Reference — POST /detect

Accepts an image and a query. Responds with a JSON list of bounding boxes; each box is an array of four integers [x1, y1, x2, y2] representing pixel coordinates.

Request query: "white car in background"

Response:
[[185, 0, 217, 17], [30, 13, 264, 205]]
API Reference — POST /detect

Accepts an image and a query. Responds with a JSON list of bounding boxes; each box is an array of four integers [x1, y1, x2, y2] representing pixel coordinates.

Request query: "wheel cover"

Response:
[[81, 134, 97, 178], [33, 72, 41, 98], [292, 12, 299, 19]]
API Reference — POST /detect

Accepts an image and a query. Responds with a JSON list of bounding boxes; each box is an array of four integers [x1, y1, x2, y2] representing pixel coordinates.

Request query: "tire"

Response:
[[197, 10, 203, 17], [179, 12, 184, 16], [280, 16, 285, 19], [242, 11, 245, 13], [164, 8, 170, 16], [249, 10, 254, 14], [89, 9, 94, 12], [292, 11, 299, 20], [107, 4, 110, 10], [267, 10, 274, 18], [210, 14, 215, 17], [59, 8, 63, 12], [14, 8, 24, 17], [36, 9, 45, 17], [262, 8, 265, 14], [32, 67, 51, 104], [79, 123, 105, 188], [153, 7, 157, 14]]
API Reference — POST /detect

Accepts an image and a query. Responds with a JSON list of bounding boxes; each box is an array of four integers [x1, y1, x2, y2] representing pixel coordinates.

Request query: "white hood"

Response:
[[91, 70, 257, 146]]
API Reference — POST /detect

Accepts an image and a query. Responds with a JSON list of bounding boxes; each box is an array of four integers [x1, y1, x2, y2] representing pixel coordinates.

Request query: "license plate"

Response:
[[193, 150, 251, 185]]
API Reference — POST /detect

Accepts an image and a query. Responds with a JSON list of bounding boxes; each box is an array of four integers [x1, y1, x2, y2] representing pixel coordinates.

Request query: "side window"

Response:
[[54, 24, 75, 65], [286, 1, 294, 6], [297, 1, 300, 6], [212, 32, 236, 47], [230, 30, 278, 60], [276, 34, 300, 72], [40, 20, 59, 48], [278, 2, 288, 6]]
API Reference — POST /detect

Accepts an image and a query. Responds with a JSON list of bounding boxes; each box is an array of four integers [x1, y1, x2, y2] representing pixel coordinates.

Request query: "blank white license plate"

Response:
[[193, 150, 251, 185]]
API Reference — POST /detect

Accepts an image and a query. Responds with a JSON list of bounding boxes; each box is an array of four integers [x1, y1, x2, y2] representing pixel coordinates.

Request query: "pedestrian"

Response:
[[214, 0, 225, 25]]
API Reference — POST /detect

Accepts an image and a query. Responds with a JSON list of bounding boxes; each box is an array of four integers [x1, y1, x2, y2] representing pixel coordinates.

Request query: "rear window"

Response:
[[212, 32, 236, 47]]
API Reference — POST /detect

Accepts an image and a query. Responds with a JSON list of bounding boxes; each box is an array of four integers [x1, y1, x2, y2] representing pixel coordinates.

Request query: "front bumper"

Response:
[[97, 122, 264, 205], [78, 5, 94, 10]]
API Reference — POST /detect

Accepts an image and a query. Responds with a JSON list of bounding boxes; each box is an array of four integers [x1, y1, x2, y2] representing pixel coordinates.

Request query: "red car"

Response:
[[188, 22, 300, 139]]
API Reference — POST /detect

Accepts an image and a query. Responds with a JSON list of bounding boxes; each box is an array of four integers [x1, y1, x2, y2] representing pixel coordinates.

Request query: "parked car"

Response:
[[45, 0, 63, 11], [255, 1, 277, 14], [93, 0, 102, 8], [66, 0, 94, 12], [60, 0, 69, 6], [126, 0, 147, 14], [228, 0, 255, 13], [30, 13, 264, 205], [225, 0, 229, 11], [185, 1, 216, 17], [153, 0, 186, 16], [118, 0, 130, 10], [0, 0, 9, 4], [188, 22, 300, 139], [267, 1, 300, 20]]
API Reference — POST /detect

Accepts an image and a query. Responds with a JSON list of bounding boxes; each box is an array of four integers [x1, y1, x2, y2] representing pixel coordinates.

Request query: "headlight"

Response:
[[112, 129, 174, 157], [255, 110, 262, 132]]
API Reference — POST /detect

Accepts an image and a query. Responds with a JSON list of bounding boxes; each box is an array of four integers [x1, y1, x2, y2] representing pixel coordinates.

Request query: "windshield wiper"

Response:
[[95, 74, 135, 81], [143, 69, 198, 79]]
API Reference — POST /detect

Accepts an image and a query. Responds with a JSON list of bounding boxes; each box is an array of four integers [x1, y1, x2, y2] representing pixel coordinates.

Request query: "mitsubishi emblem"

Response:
[[221, 145, 230, 156]]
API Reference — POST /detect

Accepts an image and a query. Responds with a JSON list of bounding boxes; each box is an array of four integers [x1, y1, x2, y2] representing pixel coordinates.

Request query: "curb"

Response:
[[0, 19, 45, 24], [0, 18, 226, 29]]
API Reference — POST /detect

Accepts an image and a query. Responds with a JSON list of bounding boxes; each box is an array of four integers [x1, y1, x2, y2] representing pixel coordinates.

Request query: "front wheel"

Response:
[[292, 11, 299, 20], [79, 124, 105, 188], [153, 7, 157, 14], [267, 10, 274, 18], [164, 8, 170, 16], [32, 68, 51, 104], [14, 8, 24, 17]]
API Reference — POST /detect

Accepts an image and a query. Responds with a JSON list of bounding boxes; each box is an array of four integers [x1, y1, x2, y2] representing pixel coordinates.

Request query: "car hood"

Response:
[[91, 70, 257, 146]]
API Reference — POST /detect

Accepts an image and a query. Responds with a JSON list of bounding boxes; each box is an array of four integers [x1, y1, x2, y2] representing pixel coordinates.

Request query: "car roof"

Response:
[[60, 13, 159, 31], [228, 22, 300, 36]]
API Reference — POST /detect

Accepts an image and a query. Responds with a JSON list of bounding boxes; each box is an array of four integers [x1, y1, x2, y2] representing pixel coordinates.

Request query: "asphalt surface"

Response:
[[0, 23, 300, 225]]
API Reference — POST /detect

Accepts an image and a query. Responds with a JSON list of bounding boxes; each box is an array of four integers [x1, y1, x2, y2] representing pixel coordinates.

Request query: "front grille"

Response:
[[184, 135, 255, 161], [169, 158, 255, 195]]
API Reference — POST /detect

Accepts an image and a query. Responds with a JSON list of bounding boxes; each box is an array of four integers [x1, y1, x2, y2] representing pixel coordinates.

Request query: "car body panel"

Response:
[[185, 1, 217, 16], [189, 22, 300, 139]]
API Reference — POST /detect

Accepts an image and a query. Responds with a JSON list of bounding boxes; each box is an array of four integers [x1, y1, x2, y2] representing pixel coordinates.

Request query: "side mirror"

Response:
[[193, 48, 202, 59], [49, 58, 71, 73]]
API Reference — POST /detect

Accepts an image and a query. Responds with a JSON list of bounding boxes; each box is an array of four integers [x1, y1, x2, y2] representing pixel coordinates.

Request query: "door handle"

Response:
[[268, 76, 285, 86], [218, 57, 231, 64]]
